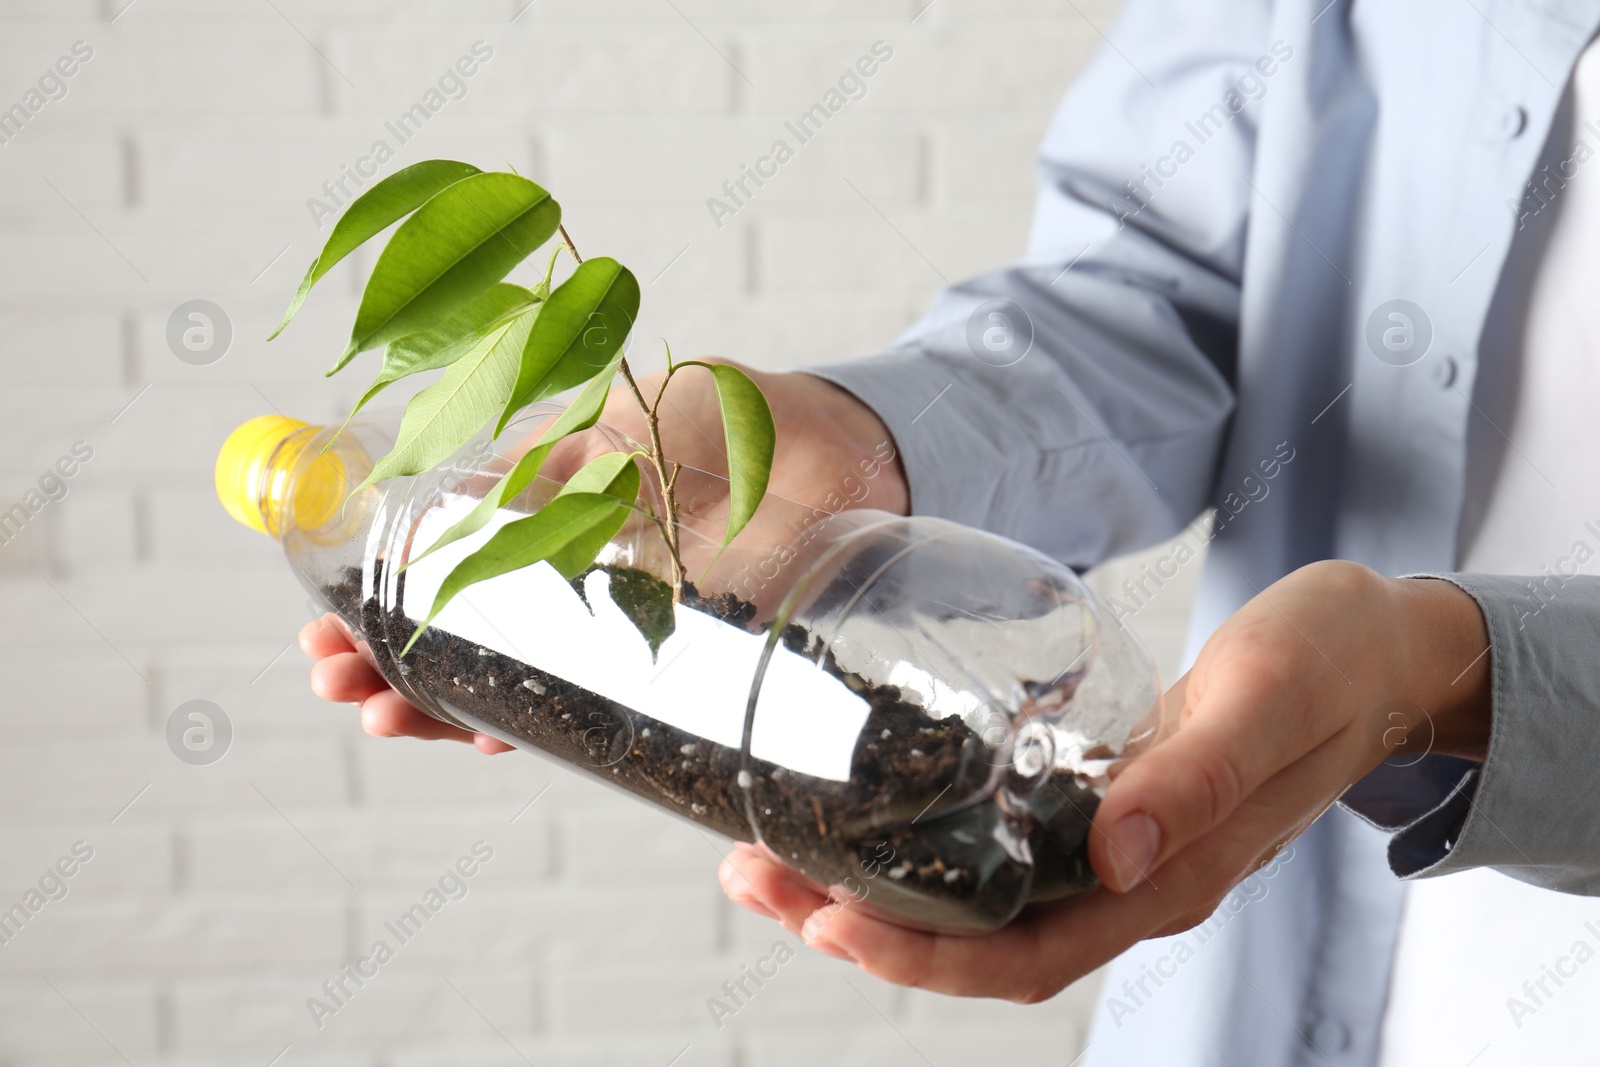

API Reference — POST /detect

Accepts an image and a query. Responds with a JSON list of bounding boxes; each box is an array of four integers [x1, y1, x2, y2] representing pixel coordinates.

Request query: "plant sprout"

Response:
[[269, 160, 775, 656]]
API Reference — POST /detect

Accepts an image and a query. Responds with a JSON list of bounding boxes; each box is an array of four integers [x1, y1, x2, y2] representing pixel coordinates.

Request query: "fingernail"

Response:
[[1105, 812, 1161, 892]]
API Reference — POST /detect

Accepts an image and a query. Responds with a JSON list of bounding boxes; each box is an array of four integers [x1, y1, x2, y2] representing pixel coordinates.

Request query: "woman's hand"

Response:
[[719, 560, 1493, 1002], [299, 364, 906, 748], [300, 612, 515, 752]]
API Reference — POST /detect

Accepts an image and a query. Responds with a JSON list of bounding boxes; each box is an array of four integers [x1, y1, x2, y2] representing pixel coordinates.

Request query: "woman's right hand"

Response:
[[298, 365, 907, 749]]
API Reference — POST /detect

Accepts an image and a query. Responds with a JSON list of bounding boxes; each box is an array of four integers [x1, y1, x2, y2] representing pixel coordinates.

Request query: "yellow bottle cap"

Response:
[[215, 415, 346, 537]]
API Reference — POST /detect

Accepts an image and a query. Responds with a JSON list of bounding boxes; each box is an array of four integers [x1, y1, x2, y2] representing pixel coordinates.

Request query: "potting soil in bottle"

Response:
[[217, 410, 1164, 934]]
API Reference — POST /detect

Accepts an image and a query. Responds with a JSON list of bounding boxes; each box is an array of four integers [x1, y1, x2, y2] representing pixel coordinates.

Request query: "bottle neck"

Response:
[[256, 426, 348, 540]]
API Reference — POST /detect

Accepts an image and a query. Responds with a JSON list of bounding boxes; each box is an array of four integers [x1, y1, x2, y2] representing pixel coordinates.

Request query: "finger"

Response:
[[473, 733, 515, 754], [718, 845, 829, 938], [358, 688, 481, 744], [835, 737, 1348, 1001], [717, 847, 782, 921], [309, 652, 390, 704], [803, 725, 1359, 1004], [1090, 665, 1328, 892], [299, 615, 354, 659], [799, 893, 1053, 997]]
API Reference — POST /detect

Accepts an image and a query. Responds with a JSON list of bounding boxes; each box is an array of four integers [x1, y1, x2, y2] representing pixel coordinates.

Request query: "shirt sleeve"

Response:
[[805, 0, 1282, 569], [1340, 573, 1600, 893]]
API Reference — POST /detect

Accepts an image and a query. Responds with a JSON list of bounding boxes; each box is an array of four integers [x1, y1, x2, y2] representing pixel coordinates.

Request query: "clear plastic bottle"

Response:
[[216, 406, 1164, 933]]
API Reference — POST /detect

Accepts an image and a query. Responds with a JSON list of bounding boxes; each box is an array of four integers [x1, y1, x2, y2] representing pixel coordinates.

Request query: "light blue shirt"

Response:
[[813, 1, 1600, 1062]]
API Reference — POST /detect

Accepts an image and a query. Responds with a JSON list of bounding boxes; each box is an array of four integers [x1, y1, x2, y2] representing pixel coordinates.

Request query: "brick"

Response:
[[357, 881, 718, 965], [69, 383, 345, 480], [0, 396, 106, 476], [133, 289, 370, 390], [323, 25, 731, 119], [0, 898, 344, 973], [0, 307, 122, 385], [549, 950, 890, 1034], [154, 640, 361, 737], [144, 485, 268, 564], [4, 27, 323, 117], [156, 1054, 374, 1067], [749, 27, 1094, 117], [56, 487, 140, 566], [619, 295, 925, 373], [0, 655, 148, 737], [548, 120, 919, 208], [2, 0, 96, 15], [171, 968, 536, 1046], [0, 128, 126, 212], [0, 484, 57, 575], [0, 978, 158, 1057], [935, 118, 1052, 207], [517, 202, 748, 299], [937, 0, 1124, 24], [123, 0, 509, 23], [560, 802, 714, 882], [0, 821, 170, 899], [188, 814, 547, 893], [0, 563, 309, 646], [133, 120, 538, 210], [745, 1023, 1090, 1067], [767, 202, 1034, 292], [515, 0, 907, 23], [0, 734, 347, 816], [0, 209, 333, 302], [357, 736, 558, 808], [386, 1036, 734, 1067]]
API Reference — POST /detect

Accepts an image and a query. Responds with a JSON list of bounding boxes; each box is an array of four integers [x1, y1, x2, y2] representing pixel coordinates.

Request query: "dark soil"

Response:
[[324, 564, 1100, 932]]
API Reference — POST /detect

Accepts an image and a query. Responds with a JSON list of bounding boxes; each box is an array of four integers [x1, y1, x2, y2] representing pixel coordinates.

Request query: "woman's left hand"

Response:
[[718, 560, 1492, 1002]]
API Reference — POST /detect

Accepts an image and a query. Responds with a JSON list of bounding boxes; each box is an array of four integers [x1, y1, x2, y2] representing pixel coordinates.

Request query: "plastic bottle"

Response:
[[216, 406, 1164, 933]]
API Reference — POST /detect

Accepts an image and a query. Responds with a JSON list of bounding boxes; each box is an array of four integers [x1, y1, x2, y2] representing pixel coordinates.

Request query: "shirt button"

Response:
[[1430, 354, 1458, 388], [1309, 1017, 1352, 1053], [1497, 105, 1528, 138]]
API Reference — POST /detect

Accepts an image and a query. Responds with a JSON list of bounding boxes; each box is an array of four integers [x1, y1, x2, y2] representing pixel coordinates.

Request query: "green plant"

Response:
[[270, 160, 775, 655]]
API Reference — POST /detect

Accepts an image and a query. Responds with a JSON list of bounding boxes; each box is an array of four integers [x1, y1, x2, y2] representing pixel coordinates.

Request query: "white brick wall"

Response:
[[0, 1, 1210, 1063]]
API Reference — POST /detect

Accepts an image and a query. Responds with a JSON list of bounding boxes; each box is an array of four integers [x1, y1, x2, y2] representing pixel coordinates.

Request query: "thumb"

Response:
[[1088, 668, 1317, 893]]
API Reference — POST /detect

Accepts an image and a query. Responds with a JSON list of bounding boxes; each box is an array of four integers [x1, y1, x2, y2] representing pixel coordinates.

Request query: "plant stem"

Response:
[[619, 359, 685, 598], [561, 226, 688, 600], [558, 224, 582, 264]]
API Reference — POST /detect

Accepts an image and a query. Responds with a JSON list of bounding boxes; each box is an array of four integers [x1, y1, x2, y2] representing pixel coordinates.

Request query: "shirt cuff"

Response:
[[1342, 573, 1600, 893], [803, 349, 1013, 534]]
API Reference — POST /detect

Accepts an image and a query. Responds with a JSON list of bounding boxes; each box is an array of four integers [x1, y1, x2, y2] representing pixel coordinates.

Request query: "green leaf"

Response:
[[351, 312, 534, 496], [495, 257, 640, 436], [402, 491, 625, 655], [342, 283, 539, 424], [397, 351, 622, 573], [547, 456, 640, 579], [574, 565, 677, 658], [555, 451, 638, 497], [332, 172, 561, 375], [268, 159, 481, 341], [679, 362, 776, 546]]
